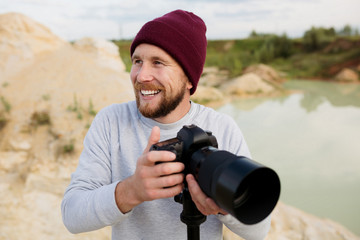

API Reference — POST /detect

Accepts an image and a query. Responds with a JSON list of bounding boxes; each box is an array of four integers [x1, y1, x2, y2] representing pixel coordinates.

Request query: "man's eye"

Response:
[[154, 61, 163, 65], [133, 59, 142, 64]]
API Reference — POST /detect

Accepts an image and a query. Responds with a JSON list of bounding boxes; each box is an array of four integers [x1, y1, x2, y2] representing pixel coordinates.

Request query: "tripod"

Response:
[[175, 187, 207, 240]]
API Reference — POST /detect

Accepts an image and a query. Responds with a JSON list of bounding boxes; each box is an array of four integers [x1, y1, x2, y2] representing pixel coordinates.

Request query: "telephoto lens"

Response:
[[191, 147, 280, 224]]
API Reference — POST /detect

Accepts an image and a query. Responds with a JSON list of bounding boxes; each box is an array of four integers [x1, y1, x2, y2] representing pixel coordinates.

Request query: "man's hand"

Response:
[[115, 126, 185, 213], [186, 174, 228, 216]]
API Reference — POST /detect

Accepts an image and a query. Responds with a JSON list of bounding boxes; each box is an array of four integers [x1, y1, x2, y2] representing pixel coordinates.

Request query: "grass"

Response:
[[62, 139, 75, 154], [66, 95, 98, 123], [0, 96, 11, 131], [67, 94, 83, 120], [88, 99, 97, 116], [31, 111, 51, 126], [0, 96, 11, 112], [0, 113, 7, 130]]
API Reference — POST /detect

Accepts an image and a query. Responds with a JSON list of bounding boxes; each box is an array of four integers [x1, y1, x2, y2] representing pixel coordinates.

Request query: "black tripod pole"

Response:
[[175, 187, 207, 240]]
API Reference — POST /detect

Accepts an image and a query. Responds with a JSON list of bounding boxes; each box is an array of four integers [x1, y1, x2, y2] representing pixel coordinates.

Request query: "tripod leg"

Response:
[[175, 188, 206, 240], [187, 225, 200, 240]]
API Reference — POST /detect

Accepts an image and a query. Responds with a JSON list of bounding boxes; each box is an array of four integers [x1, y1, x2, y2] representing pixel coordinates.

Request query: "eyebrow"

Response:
[[131, 54, 140, 61], [152, 56, 168, 62], [131, 54, 169, 63]]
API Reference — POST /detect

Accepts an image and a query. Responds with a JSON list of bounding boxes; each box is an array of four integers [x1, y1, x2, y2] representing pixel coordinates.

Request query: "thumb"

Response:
[[144, 126, 161, 153]]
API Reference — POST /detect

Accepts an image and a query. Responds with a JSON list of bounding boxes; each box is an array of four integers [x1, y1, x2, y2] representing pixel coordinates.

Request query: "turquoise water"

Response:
[[216, 80, 360, 236]]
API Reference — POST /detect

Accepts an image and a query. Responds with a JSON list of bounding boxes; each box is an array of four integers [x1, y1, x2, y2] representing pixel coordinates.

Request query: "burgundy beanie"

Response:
[[130, 10, 207, 95]]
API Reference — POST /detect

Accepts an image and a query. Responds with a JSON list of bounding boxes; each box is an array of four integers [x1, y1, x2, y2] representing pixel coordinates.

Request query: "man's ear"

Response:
[[187, 80, 193, 90]]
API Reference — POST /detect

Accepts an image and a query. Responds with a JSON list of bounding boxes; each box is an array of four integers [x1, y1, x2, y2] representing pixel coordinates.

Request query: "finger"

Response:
[[205, 198, 221, 213], [186, 174, 223, 215], [186, 174, 207, 202], [158, 173, 184, 188], [204, 198, 228, 215], [155, 161, 184, 176], [146, 183, 184, 200], [186, 174, 206, 198], [143, 126, 161, 153], [142, 150, 176, 166], [138, 168, 184, 188]]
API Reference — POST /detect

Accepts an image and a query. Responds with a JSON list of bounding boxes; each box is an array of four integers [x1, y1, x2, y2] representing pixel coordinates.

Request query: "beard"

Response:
[[134, 81, 187, 119]]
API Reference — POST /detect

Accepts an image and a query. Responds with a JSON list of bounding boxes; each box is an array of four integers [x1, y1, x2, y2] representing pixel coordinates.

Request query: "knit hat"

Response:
[[130, 10, 207, 95]]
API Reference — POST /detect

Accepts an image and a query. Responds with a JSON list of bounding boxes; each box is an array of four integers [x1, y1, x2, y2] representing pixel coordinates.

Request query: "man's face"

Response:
[[130, 44, 192, 120]]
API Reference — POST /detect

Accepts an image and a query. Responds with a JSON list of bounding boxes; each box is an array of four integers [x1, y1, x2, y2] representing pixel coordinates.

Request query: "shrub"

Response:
[[31, 111, 51, 126], [303, 26, 336, 51], [0, 96, 11, 112], [255, 34, 293, 63], [63, 143, 74, 153], [0, 113, 7, 130]]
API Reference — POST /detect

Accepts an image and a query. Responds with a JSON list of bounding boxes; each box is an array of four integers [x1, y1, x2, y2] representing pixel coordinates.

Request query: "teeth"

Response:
[[141, 90, 160, 96]]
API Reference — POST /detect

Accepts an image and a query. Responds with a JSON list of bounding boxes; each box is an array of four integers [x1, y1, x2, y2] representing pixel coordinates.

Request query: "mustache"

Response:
[[134, 82, 165, 91]]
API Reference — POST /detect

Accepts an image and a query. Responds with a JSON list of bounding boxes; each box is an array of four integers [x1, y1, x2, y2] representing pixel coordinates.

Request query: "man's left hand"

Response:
[[186, 174, 228, 216]]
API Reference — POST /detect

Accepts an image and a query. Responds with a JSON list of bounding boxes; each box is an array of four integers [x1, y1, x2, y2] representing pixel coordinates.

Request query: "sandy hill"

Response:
[[0, 12, 133, 150], [0, 12, 133, 239], [0, 12, 358, 240], [0, 12, 65, 80]]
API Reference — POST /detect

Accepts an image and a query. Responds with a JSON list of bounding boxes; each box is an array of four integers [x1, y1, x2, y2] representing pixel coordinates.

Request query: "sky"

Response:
[[1, 0, 359, 41]]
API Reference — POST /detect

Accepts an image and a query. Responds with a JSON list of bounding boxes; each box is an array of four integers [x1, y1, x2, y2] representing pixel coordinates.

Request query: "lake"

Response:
[[216, 80, 360, 236]]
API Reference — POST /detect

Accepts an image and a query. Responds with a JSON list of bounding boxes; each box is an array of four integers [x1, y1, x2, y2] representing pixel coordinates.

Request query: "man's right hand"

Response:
[[115, 126, 185, 213]]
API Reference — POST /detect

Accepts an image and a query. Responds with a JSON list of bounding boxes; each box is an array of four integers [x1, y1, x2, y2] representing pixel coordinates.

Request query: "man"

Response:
[[61, 10, 271, 240]]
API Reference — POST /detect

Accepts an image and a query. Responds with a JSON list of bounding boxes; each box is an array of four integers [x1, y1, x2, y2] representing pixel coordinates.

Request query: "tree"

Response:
[[249, 30, 258, 38], [255, 34, 293, 63], [338, 24, 352, 36], [303, 26, 336, 51]]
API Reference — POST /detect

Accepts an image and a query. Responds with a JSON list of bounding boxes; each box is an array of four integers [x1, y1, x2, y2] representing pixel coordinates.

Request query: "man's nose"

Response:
[[137, 63, 154, 82]]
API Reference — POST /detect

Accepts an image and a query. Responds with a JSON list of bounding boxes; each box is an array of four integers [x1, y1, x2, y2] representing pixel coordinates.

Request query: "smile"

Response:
[[141, 89, 161, 96]]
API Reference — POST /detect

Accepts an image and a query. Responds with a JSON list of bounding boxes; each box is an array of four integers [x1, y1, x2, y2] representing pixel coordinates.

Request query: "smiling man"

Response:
[[131, 43, 192, 122], [61, 10, 271, 240]]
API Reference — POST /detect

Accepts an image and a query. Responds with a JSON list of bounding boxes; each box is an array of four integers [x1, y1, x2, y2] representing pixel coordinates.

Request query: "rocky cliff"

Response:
[[0, 12, 359, 240]]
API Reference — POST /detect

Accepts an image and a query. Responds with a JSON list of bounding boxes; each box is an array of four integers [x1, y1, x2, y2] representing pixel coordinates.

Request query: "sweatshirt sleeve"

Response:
[[61, 107, 130, 233]]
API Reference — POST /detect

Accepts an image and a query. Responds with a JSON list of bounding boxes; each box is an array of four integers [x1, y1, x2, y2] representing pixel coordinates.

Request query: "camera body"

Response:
[[150, 124, 217, 177], [150, 124, 281, 225]]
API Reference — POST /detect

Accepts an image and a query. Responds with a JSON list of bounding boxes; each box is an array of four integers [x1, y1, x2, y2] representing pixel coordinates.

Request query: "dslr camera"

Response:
[[150, 124, 280, 225]]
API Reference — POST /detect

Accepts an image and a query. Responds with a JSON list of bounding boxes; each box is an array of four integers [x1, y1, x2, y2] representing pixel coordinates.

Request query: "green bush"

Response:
[[303, 26, 336, 51], [255, 34, 293, 63], [31, 111, 51, 126], [0, 113, 7, 130], [63, 141, 74, 154], [0, 96, 11, 112]]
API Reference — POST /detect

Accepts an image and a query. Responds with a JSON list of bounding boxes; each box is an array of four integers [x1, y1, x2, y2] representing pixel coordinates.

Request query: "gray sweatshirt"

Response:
[[61, 101, 271, 240]]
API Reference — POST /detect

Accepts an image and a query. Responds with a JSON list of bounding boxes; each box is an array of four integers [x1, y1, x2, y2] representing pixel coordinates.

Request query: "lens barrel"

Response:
[[192, 147, 281, 225]]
